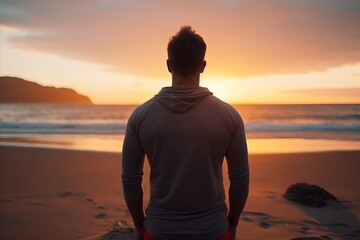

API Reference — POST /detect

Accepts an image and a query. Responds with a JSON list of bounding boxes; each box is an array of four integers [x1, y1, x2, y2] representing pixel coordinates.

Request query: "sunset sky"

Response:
[[1, 0, 360, 104]]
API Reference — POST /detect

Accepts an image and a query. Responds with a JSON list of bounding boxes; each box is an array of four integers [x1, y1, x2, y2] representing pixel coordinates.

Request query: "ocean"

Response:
[[1, 104, 359, 153]]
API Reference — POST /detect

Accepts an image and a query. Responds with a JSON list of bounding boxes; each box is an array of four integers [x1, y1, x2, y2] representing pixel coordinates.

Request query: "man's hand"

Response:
[[136, 226, 145, 240], [228, 225, 236, 239], [125, 198, 145, 239]]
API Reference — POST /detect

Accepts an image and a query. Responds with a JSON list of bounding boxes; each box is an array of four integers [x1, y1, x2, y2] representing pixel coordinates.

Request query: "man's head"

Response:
[[167, 26, 207, 77]]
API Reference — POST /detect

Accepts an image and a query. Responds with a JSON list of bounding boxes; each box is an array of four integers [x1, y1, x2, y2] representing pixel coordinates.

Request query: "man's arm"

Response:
[[125, 198, 145, 235], [227, 184, 249, 228], [122, 117, 146, 236], [226, 116, 250, 230]]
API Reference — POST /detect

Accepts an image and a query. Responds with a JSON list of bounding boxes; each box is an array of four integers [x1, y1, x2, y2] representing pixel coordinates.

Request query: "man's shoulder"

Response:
[[205, 95, 244, 132], [207, 95, 239, 116], [135, 97, 156, 109], [129, 98, 157, 119]]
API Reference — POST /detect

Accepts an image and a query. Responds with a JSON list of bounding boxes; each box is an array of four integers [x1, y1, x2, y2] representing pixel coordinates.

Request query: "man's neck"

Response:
[[171, 74, 200, 87]]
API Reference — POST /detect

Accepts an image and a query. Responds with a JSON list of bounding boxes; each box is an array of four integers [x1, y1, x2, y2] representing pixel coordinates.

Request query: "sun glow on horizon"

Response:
[[202, 62, 360, 104]]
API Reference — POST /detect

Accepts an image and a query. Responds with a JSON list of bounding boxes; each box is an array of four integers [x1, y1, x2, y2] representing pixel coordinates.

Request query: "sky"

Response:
[[1, 0, 360, 104]]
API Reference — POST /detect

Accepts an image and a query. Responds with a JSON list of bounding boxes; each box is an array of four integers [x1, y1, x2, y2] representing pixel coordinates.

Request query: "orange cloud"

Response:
[[281, 88, 360, 103], [1, 0, 360, 78]]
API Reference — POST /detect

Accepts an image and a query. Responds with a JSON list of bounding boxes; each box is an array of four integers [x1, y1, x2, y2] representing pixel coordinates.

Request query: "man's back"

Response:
[[123, 86, 248, 239]]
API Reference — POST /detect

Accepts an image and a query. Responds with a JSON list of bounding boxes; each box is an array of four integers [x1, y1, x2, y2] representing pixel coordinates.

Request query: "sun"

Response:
[[203, 77, 247, 104]]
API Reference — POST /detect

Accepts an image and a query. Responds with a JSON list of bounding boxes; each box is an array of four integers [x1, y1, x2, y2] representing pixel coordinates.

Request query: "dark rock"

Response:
[[284, 183, 338, 207]]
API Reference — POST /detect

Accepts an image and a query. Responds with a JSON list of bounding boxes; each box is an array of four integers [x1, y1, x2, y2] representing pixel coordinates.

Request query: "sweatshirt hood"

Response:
[[155, 86, 213, 113]]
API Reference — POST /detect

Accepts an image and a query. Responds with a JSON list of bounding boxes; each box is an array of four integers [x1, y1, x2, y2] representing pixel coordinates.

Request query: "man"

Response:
[[122, 26, 249, 240]]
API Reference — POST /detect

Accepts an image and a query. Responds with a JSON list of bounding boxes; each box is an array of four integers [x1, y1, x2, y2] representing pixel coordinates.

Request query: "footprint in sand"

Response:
[[95, 213, 107, 219], [85, 197, 101, 207], [86, 198, 95, 203], [58, 191, 85, 198], [59, 192, 103, 209], [258, 221, 271, 229], [242, 211, 275, 229], [84, 197, 107, 211], [58, 191, 74, 197]]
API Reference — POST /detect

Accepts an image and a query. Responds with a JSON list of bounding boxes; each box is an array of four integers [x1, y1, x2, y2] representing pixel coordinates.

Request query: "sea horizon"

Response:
[[1, 103, 359, 154]]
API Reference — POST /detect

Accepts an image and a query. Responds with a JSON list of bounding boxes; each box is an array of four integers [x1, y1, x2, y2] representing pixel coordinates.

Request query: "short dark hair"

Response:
[[167, 26, 207, 77]]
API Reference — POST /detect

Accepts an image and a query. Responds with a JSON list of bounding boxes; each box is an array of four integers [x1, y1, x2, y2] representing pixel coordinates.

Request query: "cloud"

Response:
[[282, 88, 360, 103], [1, 0, 360, 78], [284, 88, 360, 95]]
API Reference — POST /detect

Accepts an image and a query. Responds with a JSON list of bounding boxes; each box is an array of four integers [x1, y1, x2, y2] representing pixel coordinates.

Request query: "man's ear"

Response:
[[166, 60, 172, 73], [200, 60, 206, 73]]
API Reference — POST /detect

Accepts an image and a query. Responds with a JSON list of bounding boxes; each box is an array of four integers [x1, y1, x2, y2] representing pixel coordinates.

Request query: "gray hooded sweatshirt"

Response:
[[122, 86, 249, 240]]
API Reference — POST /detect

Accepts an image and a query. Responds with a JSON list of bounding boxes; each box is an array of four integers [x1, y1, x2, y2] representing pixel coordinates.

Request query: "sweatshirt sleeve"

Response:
[[226, 114, 250, 200], [122, 114, 145, 201]]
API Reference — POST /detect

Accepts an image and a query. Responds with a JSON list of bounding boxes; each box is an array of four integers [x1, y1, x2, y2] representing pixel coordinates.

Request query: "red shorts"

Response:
[[144, 226, 234, 240]]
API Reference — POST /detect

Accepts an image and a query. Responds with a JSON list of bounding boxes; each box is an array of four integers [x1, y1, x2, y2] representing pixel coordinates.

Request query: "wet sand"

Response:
[[0, 146, 359, 239]]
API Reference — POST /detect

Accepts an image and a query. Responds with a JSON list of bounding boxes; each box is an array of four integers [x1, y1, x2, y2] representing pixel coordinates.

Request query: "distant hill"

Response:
[[0, 76, 92, 104]]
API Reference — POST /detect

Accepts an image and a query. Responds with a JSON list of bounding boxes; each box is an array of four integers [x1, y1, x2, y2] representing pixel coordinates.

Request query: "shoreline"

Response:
[[1, 143, 360, 155], [1, 146, 360, 240], [1, 135, 359, 154]]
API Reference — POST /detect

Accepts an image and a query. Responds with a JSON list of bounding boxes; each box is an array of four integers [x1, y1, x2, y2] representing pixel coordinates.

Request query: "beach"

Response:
[[1, 145, 359, 240]]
